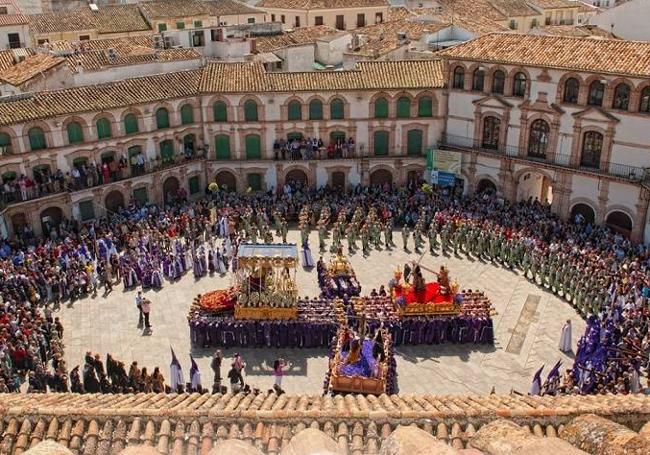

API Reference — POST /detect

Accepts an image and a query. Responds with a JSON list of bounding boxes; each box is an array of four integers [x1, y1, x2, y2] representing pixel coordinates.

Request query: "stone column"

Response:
[[631, 187, 650, 243], [596, 179, 610, 224], [498, 157, 514, 201], [551, 170, 573, 219], [275, 163, 284, 191]]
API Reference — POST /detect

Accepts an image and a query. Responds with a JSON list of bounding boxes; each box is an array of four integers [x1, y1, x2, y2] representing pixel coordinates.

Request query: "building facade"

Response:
[[0, 59, 444, 238], [438, 33, 650, 242]]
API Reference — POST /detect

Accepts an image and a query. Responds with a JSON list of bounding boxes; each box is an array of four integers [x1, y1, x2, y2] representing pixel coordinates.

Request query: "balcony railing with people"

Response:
[[440, 133, 649, 184], [0, 149, 205, 210]]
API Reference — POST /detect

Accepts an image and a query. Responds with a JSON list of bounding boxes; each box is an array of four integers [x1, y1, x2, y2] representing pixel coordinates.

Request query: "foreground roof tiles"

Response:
[[199, 60, 445, 92], [437, 33, 650, 78], [0, 393, 649, 453]]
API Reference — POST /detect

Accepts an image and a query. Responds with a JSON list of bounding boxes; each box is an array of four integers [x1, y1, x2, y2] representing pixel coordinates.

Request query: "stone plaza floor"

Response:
[[55, 230, 585, 395]]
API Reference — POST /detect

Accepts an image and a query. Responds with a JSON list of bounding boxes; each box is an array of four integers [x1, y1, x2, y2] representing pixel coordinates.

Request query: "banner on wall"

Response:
[[430, 170, 456, 187], [431, 149, 462, 174]]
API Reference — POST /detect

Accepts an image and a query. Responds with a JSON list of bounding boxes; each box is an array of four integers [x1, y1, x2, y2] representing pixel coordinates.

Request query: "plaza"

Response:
[[55, 229, 584, 396]]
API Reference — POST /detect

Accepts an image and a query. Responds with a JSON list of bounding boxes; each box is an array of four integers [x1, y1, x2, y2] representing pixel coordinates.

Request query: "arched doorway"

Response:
[[407, 170, 421, 186], [215, 171, 236, 192], [163, 176, 180, 204], [370, 169, 393, 187], [11, 213, 27, 236], [40, 206, 63, 236], [570, 203, 596, 225], [331, 171, 346, 190], [476, 178, 497, 194], [606, 210, 633, 237], [285, 169, 308, 187], [105, 190, 125, 215], [516, 171, 553, 204]]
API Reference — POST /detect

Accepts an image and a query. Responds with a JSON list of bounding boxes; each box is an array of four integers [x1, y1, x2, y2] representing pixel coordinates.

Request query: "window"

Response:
[[315, 16, 323, 25], [330, 98, 344, 119], [373, 131, 389, 156], [67, 122, 84, 144], [509, 20, 517, 30], [124, 113, 139, 134], [336, 15, 344, 30], [531, 18, 538, 28], [396, 96, 411, 118], [417, 96, 433, 117], [587, 80, 604, 106], [244, 100, 258, 121], [245, 134, 261, 159], [188, 176, 200, 195], [281, 15, 285, 24], [247, 173, 262, 191], [248, 17, 256, 24], [309, 99, 323, 120], [294, 16, 299, 27], [375, 12, 383, 23], [180, 104, 194, 125], [215, 134, 231, 160], [0, 132, 11, 154], [271, 14, 275, 21], [513, 72, 527, 97], [78, 200, 95, 222], [96, 118, 112, 139], [492, 70, 505, 95], [158, 23, 167, 32], [563, 77, 579, 104], [374, 97, 388, 118], [406, 129, 423, 156], [481, 116, 500, 150], [7, 33, 20, 49], [194, 20, 203, 28], [160, 140, 174, 165], [0, 7, 7, 14], [176, 21, 185, 30], [28, 127, 47, 150], [581, 131, 603, 168], [288, 100, 302, 120], [213, 101, 227, 122], [156, 107, 170, 129], [79, 35, 90, 41], [357, 14, 365, 27], [527, 119, 550, 159], [472, 69, 484, 91], [612, 83, 630, 110], [639, 87, 650, 113], [452, 66, 465, 89]]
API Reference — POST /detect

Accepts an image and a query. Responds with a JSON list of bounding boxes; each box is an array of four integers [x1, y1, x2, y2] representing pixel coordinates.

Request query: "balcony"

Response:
[[440, 133, 649, 184]]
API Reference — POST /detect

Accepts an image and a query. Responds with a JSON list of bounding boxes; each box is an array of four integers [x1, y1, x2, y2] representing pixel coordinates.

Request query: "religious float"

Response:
[[390, 263, 461, 317], [234, 243, 299, 320], [317, 251, 361, 299], [325, 326, 397, 396]]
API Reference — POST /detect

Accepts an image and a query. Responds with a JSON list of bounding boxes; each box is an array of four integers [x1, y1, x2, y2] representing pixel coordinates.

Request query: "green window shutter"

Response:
[[309, 100, 323, 120], [158, 23, 167, 32], [29, 127, 46, 150], [397, 97, 411, 118], [288, 101, 302, 120], [244, 101, 258, 121], [67, 122, 83, 144], [133, 188, 148, 206], [156, 108, 170, 129], [418, 96, 433, 117], [287, 132, 302, 141], [176, 21, 185, 29], [188, 176, 200, 194], [330, 131, 345, 144], [160, 140, 174, 164], [0, 132, 11, 153], [330, 99, 344, 119], [79, 200, 95, 221], [180, 104, 194, 125], [96, 118, 112, 139], [124, 114, 139, 134], [374, 97, 388, 118], [194, 20, 203, 28], [245, 134, 261, 159], [73, 157, 88, 168], [407, 129, 423, 156], [213, 102, 227, 122], [373, 131, 389, 156], [215, 135, 231, 159], [247, 173, 262, 191]]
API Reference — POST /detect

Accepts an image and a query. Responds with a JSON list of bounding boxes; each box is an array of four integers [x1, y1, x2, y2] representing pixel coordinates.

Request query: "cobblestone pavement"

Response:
[[55, 230, 584, 395]]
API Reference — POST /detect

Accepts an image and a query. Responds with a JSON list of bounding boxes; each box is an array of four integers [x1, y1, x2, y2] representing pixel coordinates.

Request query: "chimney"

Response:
[[250, 38, 257, 54]]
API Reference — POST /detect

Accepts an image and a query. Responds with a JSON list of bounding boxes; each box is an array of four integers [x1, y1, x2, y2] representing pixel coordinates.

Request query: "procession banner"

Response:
[[432, 149, 462, 174]]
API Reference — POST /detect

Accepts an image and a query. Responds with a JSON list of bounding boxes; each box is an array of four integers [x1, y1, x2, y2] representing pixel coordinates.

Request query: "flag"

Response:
[[547, 360, 562, 382], [170, 347, 184, 390], [190, 355, 201, 390], [529, 364, 544, 395]]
